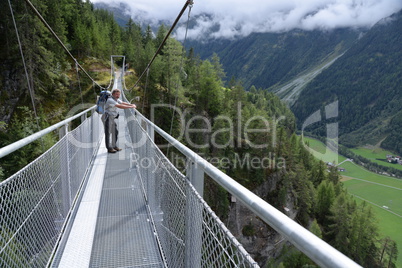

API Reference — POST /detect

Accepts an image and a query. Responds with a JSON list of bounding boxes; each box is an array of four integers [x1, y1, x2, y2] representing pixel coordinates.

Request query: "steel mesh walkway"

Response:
[[89, 119, 164, 267], [51, 112, 165, 267]]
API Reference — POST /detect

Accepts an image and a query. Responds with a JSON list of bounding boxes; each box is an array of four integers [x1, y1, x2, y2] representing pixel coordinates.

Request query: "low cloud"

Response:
[[92, 0, 402, 40]]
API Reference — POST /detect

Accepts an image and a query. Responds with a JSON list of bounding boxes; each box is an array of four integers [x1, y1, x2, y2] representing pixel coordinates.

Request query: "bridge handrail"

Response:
[[133, 110, 362, 268], [0, 106, 96, 159]]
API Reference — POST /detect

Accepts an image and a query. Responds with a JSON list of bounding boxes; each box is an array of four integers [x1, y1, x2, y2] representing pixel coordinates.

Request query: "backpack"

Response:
[[95, 90, 111, 114]]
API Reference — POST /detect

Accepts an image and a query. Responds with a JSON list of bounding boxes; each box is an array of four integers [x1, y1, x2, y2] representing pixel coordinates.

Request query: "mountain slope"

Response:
[[94, 2, 131, 27], [186, 28, 360, 90], [270, 52, 344, 106], [291, 10, 402, 154]]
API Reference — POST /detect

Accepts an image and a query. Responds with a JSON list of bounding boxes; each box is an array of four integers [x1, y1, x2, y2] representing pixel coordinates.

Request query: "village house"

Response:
[[386, 155, 402, 165]]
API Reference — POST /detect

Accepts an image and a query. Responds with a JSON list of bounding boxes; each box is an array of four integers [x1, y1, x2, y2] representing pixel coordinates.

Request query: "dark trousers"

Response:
[[103, 114, 118, 150]]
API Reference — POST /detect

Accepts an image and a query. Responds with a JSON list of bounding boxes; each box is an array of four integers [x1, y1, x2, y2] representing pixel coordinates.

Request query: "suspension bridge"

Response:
[[0, 68, 362, 267], [1, 0, 363, 267]]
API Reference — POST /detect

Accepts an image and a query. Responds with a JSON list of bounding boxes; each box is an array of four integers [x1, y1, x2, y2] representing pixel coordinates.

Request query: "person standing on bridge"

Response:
[[102, 88, 136, 153]]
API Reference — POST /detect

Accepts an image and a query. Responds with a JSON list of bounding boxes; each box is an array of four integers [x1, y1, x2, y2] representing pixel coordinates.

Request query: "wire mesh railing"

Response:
[[123, 106, 259, 268], [0, 109, 103, 267]]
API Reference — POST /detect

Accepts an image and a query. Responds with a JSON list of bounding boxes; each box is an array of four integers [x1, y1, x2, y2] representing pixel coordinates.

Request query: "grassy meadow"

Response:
[[350, 147, 402, 171], [303, 136, 402, 267]]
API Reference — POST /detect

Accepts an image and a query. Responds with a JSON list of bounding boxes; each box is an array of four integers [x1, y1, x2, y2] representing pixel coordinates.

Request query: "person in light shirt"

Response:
[[102, 88, 136, 153]]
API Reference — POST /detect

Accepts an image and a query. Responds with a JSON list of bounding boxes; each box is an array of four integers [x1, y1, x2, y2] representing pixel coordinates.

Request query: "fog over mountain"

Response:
[[91, 0, 402, 39]]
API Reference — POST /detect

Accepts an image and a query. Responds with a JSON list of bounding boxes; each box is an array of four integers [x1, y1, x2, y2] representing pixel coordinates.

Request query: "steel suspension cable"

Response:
[[167, 3, 193, 155], [130, 0, 194, 91], [142, 69, 150, 114], [22, 0, 105, 90], [7, 0, 42, 137]]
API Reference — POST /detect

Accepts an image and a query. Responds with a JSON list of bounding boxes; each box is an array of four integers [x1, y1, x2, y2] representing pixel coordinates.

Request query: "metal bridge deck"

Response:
[[54, 114, 164, 267]]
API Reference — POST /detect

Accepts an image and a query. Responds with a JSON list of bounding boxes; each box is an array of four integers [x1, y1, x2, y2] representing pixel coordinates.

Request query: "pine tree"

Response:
[[123, 19, 144, 70], [327, 192, 353, 253], [349, 202, 379, 266], [315, 180, 335, 225]]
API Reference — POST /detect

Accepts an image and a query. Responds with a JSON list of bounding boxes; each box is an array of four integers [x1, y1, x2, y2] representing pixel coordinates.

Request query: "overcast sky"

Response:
[[91, 0, 402, 39]]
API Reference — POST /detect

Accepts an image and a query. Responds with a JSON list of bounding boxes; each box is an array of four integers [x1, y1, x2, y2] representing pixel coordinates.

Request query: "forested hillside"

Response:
[[292, 10, 402, 155], [0, 0, 399, 267], [186, 28, 360, 90]]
